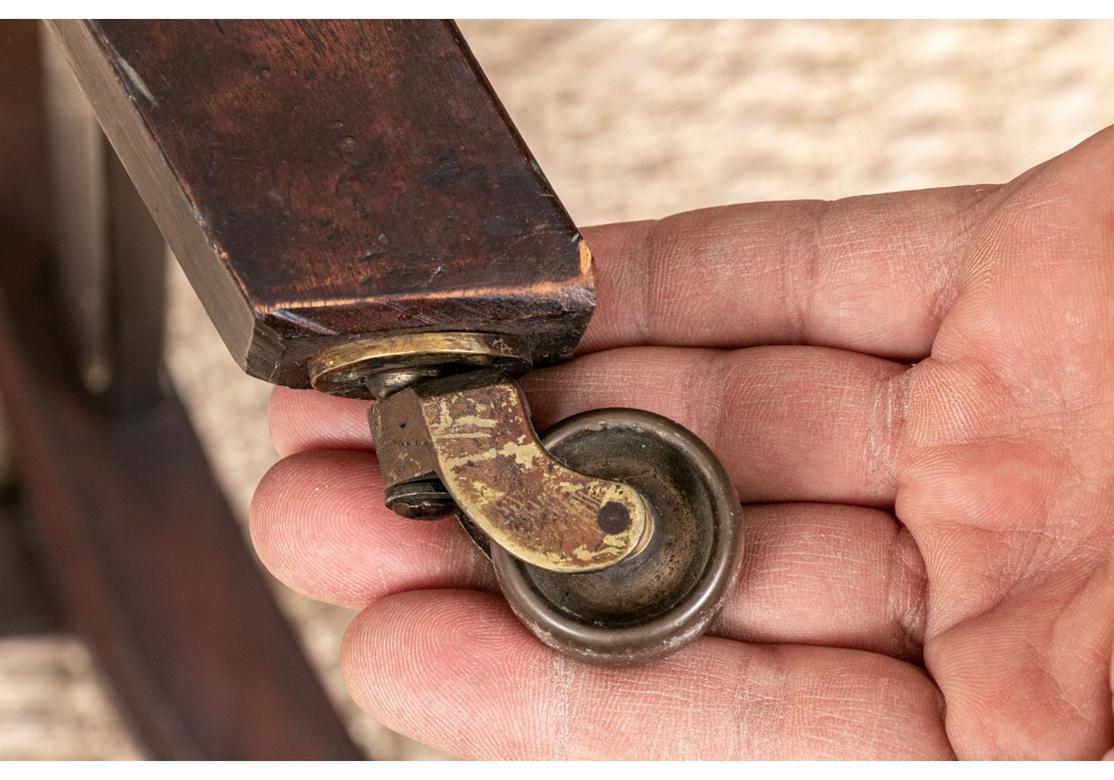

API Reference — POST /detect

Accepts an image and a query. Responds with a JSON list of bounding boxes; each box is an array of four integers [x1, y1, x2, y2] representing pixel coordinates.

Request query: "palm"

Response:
[[251, 130, 1114, 759]]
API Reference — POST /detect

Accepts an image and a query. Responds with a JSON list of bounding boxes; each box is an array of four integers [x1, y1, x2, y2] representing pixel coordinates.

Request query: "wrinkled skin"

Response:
[[251, 128, 1114, 759]]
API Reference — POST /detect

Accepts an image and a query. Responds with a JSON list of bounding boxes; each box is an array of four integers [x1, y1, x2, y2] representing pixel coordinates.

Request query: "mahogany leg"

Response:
[[0, 502, 61, 638], [0, 20, 362, 759]]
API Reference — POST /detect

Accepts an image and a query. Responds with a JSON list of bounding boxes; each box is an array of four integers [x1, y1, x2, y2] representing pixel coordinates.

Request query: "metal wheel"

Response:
[[491, 409, 743, 666]]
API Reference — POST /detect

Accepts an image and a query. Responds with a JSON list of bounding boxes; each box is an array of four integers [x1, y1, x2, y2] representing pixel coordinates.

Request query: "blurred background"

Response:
[[3, 18, 1114, 759]]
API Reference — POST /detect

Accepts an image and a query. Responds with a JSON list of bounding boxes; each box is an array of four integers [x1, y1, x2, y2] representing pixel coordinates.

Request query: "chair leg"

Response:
[[0, 501, 61, 638], [0, 20, 363, 760]]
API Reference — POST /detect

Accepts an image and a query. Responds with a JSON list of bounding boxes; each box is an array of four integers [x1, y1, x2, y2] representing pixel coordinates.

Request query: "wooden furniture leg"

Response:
[[0, 20, 362, 759], [0, 502, 61, 638], [48, 20, 592, 388]]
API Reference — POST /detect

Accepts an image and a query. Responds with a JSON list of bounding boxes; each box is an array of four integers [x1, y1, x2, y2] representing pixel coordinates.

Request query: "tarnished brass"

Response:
[[371, 370, 654, 572], [493, 409, 743, 665], [312, 331, 742, 662], [308, 331, 532, 398]]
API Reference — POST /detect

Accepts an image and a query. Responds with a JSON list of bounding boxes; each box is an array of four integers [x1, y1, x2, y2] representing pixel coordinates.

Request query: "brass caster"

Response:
[[491, 409, 742, 666], [316, 332, 742, 665]]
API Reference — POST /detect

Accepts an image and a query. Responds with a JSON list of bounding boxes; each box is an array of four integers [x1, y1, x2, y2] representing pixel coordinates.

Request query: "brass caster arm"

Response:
[[370, 369, 654, 573]]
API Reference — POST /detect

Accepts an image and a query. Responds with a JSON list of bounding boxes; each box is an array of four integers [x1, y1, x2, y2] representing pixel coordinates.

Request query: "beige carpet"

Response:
[[4, 19, 1114, 759]]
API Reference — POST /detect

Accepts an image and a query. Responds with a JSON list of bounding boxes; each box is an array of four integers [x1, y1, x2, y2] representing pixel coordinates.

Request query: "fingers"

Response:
[[270, 345, 910, 506], [259, 344, 921, 660], [249, 450, 495, 609], [251, 450, 927, 659], [723, 503, 926, 661], [268, 387, 372, 457], [340, 589, 952, 759], [523, 345, 908, 505], [580, 183, 1002, 360]]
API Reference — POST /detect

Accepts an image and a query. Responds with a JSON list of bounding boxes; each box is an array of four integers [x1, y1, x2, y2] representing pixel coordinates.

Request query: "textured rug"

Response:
[[3, 19, 1114, 759]]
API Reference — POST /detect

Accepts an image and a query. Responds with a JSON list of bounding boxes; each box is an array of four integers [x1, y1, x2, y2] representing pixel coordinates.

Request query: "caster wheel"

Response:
[[491, 409, 743, 666]]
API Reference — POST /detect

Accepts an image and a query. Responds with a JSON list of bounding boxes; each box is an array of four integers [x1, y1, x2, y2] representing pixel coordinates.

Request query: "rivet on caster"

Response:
[[309, 330, 743, 666]]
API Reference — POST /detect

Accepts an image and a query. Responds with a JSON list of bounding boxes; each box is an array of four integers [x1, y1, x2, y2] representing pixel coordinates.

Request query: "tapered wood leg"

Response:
[[0, 20, 362, 759], [0, 502, 61, 638]]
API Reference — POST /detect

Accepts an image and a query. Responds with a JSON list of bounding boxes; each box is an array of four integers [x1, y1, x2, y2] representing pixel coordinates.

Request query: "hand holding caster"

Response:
[[255, 134, 1114, 759]]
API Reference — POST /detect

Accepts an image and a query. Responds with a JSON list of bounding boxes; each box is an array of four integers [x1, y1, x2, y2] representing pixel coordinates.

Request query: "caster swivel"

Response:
[[310, 331, 743, 666]]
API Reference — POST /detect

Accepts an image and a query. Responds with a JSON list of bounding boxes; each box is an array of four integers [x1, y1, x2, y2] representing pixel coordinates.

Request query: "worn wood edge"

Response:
[[255, 280, 595, 380], [446, 21, 590, 277], [50, 20, 596, 389]]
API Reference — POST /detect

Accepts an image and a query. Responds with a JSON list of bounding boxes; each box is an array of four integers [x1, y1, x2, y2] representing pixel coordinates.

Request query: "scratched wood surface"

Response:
[[48, 20, 594, 389]]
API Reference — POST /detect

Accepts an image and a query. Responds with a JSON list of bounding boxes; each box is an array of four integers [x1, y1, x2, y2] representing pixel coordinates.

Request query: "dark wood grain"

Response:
[[0, 22, 63, 635], [0, 21, 361, 758], [49, 20, 595, 388], [0, 311, 364, 758]]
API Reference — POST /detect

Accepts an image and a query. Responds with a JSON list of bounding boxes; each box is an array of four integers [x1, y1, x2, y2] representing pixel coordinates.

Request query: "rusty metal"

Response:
[[309, 331, 532, 398], [492, 409, 743, 666], [370, 370, 654, 572]]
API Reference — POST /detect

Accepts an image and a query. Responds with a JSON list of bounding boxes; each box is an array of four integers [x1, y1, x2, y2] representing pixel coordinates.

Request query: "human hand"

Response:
[[250, 128, 1114, 759]]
